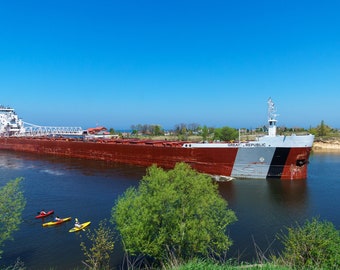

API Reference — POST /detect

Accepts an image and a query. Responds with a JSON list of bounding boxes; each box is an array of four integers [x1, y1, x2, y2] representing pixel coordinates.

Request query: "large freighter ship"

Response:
[[0, 99, 314, 180]]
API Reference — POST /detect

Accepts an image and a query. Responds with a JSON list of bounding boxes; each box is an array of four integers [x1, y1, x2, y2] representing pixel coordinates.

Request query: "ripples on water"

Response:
[[0, 150, 339, 269]]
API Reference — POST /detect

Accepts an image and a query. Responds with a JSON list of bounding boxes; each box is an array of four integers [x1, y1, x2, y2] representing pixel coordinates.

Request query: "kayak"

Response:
[[35, 210, 54, 219], [69, 221, 91, 233], [42, 217, 72, 227]]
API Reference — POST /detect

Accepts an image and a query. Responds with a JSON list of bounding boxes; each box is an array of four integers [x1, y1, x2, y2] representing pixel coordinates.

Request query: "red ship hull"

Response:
[[0, 137, 313, 180]]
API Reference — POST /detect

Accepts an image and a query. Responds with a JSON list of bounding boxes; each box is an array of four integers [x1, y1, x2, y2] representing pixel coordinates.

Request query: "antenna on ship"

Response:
[[267, 98, 277, 137]]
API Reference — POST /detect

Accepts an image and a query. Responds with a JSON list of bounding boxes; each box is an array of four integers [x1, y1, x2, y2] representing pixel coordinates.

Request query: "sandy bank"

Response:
[[312, 141, 340, 152]]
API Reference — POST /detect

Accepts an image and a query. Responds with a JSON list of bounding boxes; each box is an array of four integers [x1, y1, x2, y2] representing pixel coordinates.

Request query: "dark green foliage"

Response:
[[112, 163, 237, 264], [202, 125, 209, 141], [317, 120, 330, 137], [213, 127, 238, 141], [80, 220, 115, 270], [309, 120, 333, 137], [130, 124, 164, 136], [0, 178, 26, 259], [277, 217, 340, 269]]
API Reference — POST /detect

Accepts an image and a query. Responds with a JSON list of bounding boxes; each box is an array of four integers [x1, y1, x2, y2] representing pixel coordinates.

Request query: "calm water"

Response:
[[0, 150, 339, 269]]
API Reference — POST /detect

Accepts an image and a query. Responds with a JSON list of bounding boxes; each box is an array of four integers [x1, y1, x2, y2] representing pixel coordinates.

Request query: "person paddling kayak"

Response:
[[75, 218, 81, 228]]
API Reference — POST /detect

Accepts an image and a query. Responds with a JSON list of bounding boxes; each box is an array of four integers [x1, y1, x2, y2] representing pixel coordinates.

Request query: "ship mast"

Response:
[[267, 98, 277, 137]]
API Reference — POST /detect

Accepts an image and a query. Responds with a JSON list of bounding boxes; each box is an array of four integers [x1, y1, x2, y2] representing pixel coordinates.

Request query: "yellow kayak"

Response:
[[69, 221, 91, 232], [42, 217, 72, 227]]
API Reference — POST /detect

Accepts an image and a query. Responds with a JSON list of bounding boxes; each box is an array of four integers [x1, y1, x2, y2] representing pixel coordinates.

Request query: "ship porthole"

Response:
[[259, 157, 265, 162]]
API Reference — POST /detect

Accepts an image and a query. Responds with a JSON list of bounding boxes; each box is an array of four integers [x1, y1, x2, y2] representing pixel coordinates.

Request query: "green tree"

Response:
[[213, 126, 238, 141], [174, 123, 187, 136], [80, 220, 115, 270], [276, 217, 340, 269], [0, 177, 26, 259], [316, 120, 331, 137], [152, 124, 163, 136], [202, 125, 209, 141], [112, 163, 237, 264]]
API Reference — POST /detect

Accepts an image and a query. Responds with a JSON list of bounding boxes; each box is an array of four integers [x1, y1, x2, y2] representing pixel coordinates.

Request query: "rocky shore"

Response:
[[312, 140, 340, 152]]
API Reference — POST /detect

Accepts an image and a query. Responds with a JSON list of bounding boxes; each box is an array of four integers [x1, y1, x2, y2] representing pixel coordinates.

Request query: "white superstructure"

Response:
[[0, 105, 83, 137], [0, 106, 25, 136]]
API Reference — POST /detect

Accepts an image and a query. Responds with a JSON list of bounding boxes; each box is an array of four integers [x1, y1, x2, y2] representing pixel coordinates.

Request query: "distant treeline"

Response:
[[107, 120, 339, 141]]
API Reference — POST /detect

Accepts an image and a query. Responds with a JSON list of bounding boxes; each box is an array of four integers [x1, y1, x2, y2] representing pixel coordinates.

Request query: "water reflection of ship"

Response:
[[0, 150, 146, 181], [218, 178, 308, 210], [267, 179, 308, 210], [219, 179, 308, 262], [217, 181, 235, 203], [0, 151, 25, 170]]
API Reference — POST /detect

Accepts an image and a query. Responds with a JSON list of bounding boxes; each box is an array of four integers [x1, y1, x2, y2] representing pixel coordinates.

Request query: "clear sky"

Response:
[[1, 1, 339, 130]]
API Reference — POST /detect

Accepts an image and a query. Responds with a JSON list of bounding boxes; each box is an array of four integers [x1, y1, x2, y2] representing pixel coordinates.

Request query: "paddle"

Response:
[[77, 224, 86, 231]]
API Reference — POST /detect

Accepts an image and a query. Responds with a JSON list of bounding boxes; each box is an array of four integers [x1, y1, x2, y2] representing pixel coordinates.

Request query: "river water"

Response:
[[0, 150, 339, 269]]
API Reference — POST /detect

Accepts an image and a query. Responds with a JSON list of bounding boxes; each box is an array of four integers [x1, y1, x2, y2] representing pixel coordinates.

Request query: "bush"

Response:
[[80, 220, 115, 270], [112, 163, 237, 265], [276, 217, 340, 269], [0, 177, 26, 259]]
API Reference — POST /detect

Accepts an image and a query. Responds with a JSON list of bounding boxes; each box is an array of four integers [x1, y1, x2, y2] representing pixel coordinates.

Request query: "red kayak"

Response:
[[35, 210, 54, 219]]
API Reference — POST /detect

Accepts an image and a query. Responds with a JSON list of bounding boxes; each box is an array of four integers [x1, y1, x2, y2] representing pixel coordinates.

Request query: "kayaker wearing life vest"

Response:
[[75, 218, 81, 228], [40, 210, 47, 215]]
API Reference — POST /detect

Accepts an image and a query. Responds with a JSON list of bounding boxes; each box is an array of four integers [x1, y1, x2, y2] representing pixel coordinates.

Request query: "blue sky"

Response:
[[1, 1, 339, 130]]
